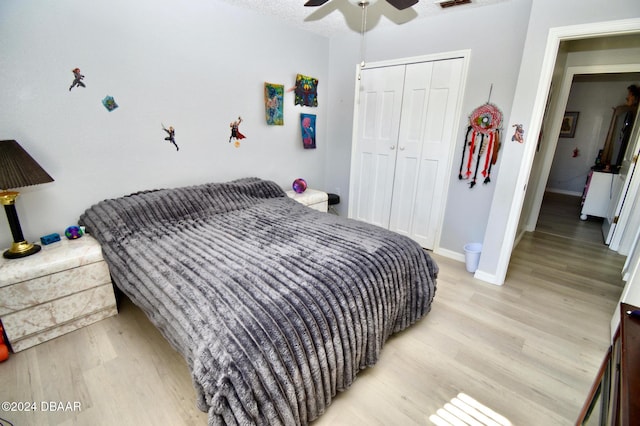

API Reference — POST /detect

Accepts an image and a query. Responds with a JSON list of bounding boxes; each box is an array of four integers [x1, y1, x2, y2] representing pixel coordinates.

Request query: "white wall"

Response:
[[477, 0, 640, 284], [325, 0, 533, 257], [0, 0, 330, 249], [4, 0, 639, 273], [548, 78, 638, 195]]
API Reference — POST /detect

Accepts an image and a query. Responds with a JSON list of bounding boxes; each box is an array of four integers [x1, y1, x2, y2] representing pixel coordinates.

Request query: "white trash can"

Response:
[[463, 243, 482, 273]]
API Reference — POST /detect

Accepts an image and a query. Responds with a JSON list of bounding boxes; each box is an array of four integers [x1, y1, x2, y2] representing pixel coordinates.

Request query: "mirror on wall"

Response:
[[598, 82, 640, 173], [610, 105, 636, 173], [599, 105, 638, 173]]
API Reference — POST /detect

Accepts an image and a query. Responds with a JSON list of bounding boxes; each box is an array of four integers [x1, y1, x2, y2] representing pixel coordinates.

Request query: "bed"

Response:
[[79, 177, 438, 425]]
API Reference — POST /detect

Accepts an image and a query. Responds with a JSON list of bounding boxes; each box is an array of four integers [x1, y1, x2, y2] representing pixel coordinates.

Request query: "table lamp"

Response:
[[0, 140, 54, 259]]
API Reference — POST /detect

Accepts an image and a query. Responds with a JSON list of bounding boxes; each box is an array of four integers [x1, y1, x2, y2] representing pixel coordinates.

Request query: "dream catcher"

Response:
[[459, 100, 503, 188]]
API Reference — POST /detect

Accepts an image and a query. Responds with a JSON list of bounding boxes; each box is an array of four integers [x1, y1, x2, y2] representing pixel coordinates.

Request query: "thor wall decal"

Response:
[[229, 116, 245, 148]]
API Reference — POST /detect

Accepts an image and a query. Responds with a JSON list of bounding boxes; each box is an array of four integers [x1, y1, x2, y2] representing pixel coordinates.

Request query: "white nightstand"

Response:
[[0, 235, 117, 352], [286, 189, 328, 212]]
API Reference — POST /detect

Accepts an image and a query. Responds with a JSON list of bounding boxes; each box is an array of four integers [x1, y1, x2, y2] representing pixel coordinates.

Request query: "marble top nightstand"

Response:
[[0, 235, 117, 352], [286, 189, 328, 212]]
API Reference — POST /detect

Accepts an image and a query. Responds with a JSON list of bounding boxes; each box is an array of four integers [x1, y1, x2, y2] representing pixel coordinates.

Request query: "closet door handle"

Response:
[[399, 146, 405, 151], [390, 145, 396, 150]]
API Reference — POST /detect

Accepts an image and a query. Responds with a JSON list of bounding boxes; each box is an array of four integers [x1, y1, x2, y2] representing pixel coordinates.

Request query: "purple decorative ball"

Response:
[[65, 225, 84, 240], [292, 178, 307, 194]]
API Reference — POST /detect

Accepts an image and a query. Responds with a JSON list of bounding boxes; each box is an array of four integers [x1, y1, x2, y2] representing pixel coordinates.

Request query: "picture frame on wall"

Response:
[[560, 111, 579, 138]]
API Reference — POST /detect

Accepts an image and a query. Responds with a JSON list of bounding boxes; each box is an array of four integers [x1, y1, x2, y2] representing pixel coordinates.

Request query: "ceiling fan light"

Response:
[[347, 0, 379, 6]]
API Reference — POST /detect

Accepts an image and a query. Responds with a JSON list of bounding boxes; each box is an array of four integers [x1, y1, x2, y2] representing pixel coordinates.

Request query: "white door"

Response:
[[349, 65, 405, 228], [606, 108, 640, 247], [603, 172, 627, 244], [349, 56, 465, 249], [389, 59, 464, 248]]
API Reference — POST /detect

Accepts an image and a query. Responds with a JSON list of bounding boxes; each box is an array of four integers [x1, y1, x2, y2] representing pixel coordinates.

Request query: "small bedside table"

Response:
[[286, 189, 328, 212], [0, 235, 117, 352]]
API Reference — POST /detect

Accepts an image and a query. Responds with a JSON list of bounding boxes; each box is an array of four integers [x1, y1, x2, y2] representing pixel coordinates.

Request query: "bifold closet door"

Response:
[[389, 59, 464, 249], [349, 57, 463, 249], [349, 65, 406, 228]]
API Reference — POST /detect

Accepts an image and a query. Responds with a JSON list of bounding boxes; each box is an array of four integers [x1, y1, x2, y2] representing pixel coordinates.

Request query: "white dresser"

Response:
[[0, 235, 117, 352], [580, 170, 617, 220], [286, 189, 328, 212]]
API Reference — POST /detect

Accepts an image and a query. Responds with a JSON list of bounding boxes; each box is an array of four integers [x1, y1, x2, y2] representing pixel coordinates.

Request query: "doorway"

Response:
[[536, 72, 640, 248], [519, 35, 640, 255]]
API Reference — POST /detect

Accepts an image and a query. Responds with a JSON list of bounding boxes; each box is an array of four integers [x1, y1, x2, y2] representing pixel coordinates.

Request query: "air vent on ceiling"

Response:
[[437, 0, 471, 8]]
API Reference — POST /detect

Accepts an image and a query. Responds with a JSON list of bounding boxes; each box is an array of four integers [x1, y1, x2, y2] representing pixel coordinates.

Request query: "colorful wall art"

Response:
[[300, 113, 316, 149], [102, 95, 118, 111], [294, 74, 318, 107], [264, 82, 284, 125]]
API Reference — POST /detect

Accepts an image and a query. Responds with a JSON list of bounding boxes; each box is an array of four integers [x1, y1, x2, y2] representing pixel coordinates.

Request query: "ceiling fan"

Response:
[[304, 0, 419, 11], [305, 0, 420, 68]]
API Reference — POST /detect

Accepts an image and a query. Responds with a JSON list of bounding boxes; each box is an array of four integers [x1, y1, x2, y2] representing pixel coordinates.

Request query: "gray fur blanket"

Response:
[[79, 177, 437, 425]]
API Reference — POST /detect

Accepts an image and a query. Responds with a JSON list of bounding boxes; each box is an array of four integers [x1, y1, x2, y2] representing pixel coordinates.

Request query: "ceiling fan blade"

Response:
[[385, 0, 419, 10], [304, 0, 331, 6]]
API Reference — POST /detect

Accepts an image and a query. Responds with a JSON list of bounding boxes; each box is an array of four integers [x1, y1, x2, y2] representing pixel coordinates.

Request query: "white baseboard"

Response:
[[434, 247, 465, 262], [473, 269, 504, 285], [435, 247, 504, 285]]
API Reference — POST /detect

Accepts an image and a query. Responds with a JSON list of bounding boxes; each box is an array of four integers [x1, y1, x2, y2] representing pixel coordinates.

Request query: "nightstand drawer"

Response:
[[2, 283, 116, 343], [9, 307, 118, 353], [0, 261, 110, 316], [0, 235, 118, 352], [0, 236, 106, 286], [286, 189, 328, 212]]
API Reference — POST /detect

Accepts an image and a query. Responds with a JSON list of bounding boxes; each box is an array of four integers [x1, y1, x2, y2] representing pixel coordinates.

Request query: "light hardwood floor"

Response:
[[0, 193, 626, 426], [535, 191, 605, 245]]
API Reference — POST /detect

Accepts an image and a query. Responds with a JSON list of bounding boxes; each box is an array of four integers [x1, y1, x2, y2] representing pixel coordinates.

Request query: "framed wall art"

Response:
[[560, 111, 579, 138]]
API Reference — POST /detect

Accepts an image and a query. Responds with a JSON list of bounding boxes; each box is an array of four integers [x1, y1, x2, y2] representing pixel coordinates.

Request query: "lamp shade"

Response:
[[0, 140, 54, 190]]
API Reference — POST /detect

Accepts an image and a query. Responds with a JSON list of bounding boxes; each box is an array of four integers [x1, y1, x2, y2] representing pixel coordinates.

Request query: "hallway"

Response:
[[535, 191, 606, 245]]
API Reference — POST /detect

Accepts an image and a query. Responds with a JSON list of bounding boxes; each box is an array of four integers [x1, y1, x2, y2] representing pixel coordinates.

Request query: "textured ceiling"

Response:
[[217, 0, 510, 36]]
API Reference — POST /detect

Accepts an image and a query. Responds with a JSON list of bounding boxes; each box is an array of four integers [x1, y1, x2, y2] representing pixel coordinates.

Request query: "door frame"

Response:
[[608, 107, 640, 251], [348, 50, 471, 251], [523, 64, 640, 237], [489, 18, 640, 286]]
